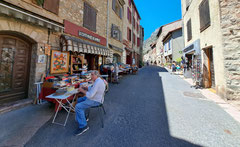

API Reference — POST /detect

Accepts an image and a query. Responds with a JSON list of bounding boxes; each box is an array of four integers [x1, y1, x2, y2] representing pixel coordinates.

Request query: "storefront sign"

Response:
[[183, 39, 200, 55], [183, 44, 194, 52], [78, 31, 100, 43], [64, 20, 106, 46]]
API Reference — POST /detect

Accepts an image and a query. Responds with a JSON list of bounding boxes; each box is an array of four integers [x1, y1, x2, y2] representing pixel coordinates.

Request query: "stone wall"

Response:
[[59, 0, 108, 38], [0, 16, 60, 99], [219, 0, 240, 100]]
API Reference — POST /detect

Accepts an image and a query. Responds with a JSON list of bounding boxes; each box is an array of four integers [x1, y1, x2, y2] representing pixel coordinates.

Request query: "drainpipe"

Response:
[[106, 0, 109, 49]]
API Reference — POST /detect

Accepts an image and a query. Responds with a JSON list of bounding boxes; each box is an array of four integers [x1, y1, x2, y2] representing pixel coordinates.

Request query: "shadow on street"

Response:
[[25, 66, 201, 147]]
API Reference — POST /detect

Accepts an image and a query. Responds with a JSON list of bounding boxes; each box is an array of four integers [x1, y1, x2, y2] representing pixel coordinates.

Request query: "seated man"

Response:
[[75, 70, 106, 136]]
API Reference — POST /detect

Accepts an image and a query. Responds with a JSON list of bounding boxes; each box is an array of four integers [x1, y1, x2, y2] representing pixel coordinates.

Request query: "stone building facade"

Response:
[[155, 20, 182, 66], [108, 0, 124, 63], [123, 0, 142, 66], [0, 0, 143, 104], [0, 0, 63, 103], [181, 0, 240, 100], [0, 0, 109, 103], [219, 0, 240, 100]]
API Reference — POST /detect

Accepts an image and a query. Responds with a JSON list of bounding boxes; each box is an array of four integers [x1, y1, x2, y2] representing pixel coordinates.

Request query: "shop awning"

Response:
[[60, 35, 111, 56]]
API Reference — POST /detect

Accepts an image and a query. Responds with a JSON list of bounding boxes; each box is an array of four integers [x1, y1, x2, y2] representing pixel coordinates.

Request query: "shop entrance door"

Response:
[[208, 48, 215, 88], [0, 35, 31, 103]]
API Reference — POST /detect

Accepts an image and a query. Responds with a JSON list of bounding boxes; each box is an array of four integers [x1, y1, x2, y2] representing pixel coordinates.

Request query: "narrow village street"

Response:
[[23, 66, 240, 147]]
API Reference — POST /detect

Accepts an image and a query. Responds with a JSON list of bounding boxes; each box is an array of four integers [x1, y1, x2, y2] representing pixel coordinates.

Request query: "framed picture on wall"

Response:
[[50, 50, 69, 74]]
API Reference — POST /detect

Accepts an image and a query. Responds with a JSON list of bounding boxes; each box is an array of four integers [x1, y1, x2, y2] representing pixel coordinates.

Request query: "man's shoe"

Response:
[[75, 126, 89, 136]]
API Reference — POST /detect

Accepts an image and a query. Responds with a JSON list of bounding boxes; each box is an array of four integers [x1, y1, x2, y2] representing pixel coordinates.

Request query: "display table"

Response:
[[39, 83, 81, 112], [46, 89, 79, 126]]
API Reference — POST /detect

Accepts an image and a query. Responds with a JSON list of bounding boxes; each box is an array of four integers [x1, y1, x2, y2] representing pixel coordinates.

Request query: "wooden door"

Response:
[[209, 48, 215, 88], [0, 35, 31, 103]]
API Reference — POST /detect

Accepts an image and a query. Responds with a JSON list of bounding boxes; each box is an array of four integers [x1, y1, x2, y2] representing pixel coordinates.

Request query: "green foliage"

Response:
[[176, 57, 182, 63]]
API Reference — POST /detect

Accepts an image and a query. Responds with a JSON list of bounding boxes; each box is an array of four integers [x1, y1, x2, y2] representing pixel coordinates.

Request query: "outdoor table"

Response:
[[46, 89, 79, 126], [39, 83, 81, 112]]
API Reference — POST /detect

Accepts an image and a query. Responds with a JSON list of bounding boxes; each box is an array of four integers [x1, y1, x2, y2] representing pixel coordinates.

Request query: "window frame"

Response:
[[186, 19, 192, 41], [83, 2, 97, 32], [199, 0, 211, 32]]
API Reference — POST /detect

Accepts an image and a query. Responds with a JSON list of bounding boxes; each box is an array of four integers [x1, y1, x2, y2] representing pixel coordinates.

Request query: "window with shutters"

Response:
[[111, 24, 122, 42], [127, 7, 131, 23], [133, 18, 135, 28], [133, 33, 135, 45], [137, 38, 140, 47], [42, 0, 60, 15], [127, 28, 131, 41], [83, 2, 97, 32], [199, 0, 211, 32], [128, 0, 131, 7], [187, 19, 192, 41], [112, 0, 123, 19]]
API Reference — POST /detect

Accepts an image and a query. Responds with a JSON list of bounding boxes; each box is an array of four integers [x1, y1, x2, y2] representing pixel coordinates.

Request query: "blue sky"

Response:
[[134, 0, 182, 40]]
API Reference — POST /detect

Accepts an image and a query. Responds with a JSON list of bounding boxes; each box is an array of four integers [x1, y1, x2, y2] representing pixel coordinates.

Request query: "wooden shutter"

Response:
[[187, 19, 192, 41], [112, 0, 116, 11], [199, 0, 210, 31], [83, 2, 97, 32], [83, 3, 91, 30], [91, 8, 97, 32], [43, 0, 59, 14]]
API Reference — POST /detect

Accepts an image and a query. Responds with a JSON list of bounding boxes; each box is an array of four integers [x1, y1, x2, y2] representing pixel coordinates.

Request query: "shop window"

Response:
[[199, 0, 211, 32], [112, 0, 123, 19], [83, 2, 97, 32], [187, 19, 192, 41], [36, 0, 59, 14], [111, 24, 122, 42], [127, 28, 131, 41]]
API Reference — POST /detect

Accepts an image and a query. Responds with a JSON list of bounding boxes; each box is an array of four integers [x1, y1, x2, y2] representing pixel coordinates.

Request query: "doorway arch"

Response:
[[0, 32, 34, 103]]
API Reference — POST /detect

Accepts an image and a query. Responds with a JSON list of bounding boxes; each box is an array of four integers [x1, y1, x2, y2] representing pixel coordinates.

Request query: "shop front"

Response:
[[62, 20, 110, 73], [60, 34, 110, 72], [125, 47, 133, 65], [183, 39, 201, 86], [109, 44, 123, 64]]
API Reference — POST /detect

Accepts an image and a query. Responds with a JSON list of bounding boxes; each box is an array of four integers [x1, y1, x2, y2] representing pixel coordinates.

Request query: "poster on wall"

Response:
[[44, 44, 51, 56], [50, 50, 69, 74], [38, 55, 46, 63]]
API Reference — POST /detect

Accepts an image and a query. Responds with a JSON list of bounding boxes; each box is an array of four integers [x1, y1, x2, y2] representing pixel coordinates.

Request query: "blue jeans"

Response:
[[75, 96, 100, 128]]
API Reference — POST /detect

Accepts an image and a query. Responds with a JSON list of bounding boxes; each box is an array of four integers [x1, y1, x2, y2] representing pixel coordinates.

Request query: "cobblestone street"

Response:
[[24, 66, 240, 147]]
